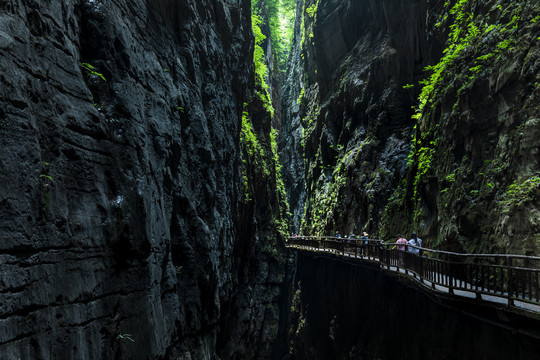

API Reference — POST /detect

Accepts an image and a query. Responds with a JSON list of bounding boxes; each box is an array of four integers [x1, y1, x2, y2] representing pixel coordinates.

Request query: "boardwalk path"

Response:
[[287, 237, 540, 316]]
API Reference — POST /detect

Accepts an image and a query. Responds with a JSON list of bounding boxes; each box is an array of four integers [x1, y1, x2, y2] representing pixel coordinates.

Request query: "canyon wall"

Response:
[[281, 0, 442, 237], [281, 0, 540, 254], [279, 1, 540, 358], [0, 0, 287, 358], [279, 0, 305, 232], [386, 0, 540, 254]]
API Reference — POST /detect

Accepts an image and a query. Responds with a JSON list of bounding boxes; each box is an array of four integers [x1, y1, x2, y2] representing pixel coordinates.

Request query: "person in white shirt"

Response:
[[408, 232, 422, 255]]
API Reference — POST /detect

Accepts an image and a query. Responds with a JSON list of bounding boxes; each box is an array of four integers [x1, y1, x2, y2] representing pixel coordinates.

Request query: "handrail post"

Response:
[[448, 254, 454, 295], [507, 256, 514, 307], [419, 251, 424, 283], [384, 242, 389, 269], [378, 242, 383, 267]]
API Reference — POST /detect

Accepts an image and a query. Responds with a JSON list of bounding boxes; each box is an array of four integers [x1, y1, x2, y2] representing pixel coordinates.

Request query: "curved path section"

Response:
[[287, 236, 540, 315]]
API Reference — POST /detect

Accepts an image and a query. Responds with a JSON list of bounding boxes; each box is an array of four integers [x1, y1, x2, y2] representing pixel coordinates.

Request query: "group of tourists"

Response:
[[393, 233, 423, 255], [392, 233, 423, 266], [332, 230, 423, 253], [334, 231, 369, 241], [290, 231, 423, 255]]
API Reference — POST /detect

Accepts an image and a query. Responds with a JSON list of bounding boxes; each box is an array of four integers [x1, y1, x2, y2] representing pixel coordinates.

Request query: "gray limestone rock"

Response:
[[0, 0, 286, 358]]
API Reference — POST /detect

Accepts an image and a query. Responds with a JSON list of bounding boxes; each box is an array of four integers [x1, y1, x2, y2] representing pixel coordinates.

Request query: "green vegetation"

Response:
[[302, 167, 346, 235], [288, 286, 305, 355], [39, 174, 54, 182], [300, 140, 371, 235], [240, 106, 268, 202], [252, 14, 275, 117], [252, 15, 270, 92], [252, 0, 297, 73], [300, 0, 320, 50], [80, 62, 106, 81], [413, 0, 524, 119], [240, 107, 261, 202], [305, 3, 318, 18], [236, 6, 291, 239], [240, 103, 290, 237], [398, 0, 531, 225], [499, 175, 540, 214], [241, 108, 266, 160], [377, 0, 540, 247], [271, 128, 291, 237], [297, 87, 305, 105]]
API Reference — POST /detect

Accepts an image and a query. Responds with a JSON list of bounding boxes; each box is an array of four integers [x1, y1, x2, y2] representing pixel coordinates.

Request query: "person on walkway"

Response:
[[359, 232, 369, 256], [348, 233, 355, 248], [394, 234, 408, 251], [393, 234, 408, 266], [408, 232, 423, 275], [335, 231, 341, 238], [408, 232, 422, 255]]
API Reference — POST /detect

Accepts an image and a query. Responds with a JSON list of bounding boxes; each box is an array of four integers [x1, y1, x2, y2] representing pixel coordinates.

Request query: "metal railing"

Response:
[[287, 236, 540, 308]]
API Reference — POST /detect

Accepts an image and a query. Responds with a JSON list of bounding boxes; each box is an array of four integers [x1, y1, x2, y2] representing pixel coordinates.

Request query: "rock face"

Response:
[[279, 0, 306, 232], [279, 1, 540, 357], [384, 0, 540, 254], [281, 0, 442, 237], [0, 0, 287, 358], [287, 251, 540, 359], [281, 0, 540, 254]]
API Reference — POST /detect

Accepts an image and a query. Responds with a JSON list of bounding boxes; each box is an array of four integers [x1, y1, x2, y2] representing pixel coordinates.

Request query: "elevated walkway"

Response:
[[287, 237, 540, 318]]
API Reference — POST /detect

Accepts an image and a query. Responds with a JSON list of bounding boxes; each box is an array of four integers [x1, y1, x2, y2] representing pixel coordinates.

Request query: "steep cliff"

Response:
[[384, 0, 540, 254], [281, 0, 540, 254], [279, 0, 305, 232], [0, 0, 287, 358], [282, 0, 442, 236]]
